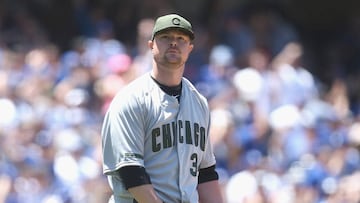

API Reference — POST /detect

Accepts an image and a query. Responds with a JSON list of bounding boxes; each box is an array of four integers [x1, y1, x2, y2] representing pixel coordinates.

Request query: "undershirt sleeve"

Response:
[[198, 165, 219, 184], [118, 165, 152, 190]]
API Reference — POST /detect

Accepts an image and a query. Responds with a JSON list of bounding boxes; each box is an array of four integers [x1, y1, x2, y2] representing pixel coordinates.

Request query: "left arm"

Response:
[[198, 180, 224, 203], [197, 165, 224, 203], [198, 103, 224, 202]]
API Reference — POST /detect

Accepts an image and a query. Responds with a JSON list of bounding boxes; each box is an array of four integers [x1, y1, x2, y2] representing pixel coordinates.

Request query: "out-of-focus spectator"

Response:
[[270, 41, 318, 108], [131, 18, 154, 76], [94, 53, 136, 114], [0, 1, 359, 203], [209, 108, 236, 177], [0, 174, 11, 202], [225, 170, 263, 203], [220, 12, 255, 67], [194, 44, 238, 109]]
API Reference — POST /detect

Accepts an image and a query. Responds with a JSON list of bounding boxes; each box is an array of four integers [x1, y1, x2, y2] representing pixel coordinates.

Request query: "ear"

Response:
[[188, 43, 194, 53], [148, 40, 154, 49]]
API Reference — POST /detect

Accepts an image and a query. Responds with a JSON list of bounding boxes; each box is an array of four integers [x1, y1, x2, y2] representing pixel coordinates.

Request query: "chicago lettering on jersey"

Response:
[[151, 120, 206, 152]]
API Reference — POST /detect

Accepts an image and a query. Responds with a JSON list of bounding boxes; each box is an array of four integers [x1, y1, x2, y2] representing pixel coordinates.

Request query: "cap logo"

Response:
[[152, 14, 194, 40], [172, 17, 181, 25]]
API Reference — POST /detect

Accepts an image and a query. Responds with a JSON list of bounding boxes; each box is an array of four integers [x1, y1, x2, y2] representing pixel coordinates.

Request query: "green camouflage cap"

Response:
[[152, 14, 194, 40]]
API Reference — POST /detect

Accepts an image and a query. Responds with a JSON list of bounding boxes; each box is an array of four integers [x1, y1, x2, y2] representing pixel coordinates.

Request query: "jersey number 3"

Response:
[[190, 153, 198, 176]]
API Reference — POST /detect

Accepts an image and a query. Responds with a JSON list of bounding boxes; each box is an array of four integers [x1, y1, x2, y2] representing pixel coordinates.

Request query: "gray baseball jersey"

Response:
[[102, 72, 217, 203]]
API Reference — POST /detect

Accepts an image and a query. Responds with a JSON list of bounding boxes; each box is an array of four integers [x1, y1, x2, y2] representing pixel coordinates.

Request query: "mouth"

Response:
[[167, 48, 179, 54], [165, 49, 181, 63]]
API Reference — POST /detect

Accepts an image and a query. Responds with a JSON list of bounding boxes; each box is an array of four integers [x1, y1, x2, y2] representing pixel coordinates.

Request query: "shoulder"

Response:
[[108, 73, 155, 110], [182, 77, 208, 103], [182, 77, 210, 115]]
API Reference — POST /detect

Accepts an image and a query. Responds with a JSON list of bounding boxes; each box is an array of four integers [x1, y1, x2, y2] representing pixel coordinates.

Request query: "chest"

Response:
[[143, 91, 209, 152]]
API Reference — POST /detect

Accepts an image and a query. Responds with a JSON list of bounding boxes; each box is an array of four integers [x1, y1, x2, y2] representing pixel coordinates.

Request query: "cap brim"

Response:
[[153, 27, 194, 40]]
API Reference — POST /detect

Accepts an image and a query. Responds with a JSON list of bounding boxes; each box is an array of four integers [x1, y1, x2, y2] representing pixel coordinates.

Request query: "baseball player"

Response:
[[101, 14, 224, 203]]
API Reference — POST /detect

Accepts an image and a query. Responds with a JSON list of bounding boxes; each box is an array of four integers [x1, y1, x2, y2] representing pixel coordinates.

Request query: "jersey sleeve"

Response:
[[101, 92, 145, 175], [199, 103, 217, 169]]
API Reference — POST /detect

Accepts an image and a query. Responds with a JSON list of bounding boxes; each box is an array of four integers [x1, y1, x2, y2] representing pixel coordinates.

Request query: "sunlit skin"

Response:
[[148, 29, 194, 86]]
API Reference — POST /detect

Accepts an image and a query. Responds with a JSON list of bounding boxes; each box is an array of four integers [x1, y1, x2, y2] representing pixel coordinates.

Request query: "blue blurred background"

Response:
[[0, 0, 359, 202]]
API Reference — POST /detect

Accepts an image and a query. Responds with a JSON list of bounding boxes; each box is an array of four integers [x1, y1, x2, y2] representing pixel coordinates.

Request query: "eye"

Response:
[[177, 36, 186, 41], [160, 35, 169, 39]]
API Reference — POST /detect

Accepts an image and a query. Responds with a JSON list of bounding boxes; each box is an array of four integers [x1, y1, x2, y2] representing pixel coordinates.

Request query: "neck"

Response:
[[151, 63, 184, 86]]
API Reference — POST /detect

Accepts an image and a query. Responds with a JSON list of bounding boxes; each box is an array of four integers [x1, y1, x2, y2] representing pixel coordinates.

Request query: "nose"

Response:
[[170, 41, 177, 47], [169, 37, 177, 47]]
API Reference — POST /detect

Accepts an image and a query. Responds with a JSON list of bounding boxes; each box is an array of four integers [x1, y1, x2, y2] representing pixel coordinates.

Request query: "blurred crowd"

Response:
[[0, 1, 360, 203]]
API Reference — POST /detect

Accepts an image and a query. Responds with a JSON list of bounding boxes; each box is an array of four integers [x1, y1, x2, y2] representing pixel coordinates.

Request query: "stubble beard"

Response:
[[157, 53, 185, 70]]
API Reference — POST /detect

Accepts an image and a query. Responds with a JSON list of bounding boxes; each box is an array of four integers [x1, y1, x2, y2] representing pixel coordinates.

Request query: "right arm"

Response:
[[102, 85, 162, 202], [128, 184, 163, 203], [119, 165, 163, 203]]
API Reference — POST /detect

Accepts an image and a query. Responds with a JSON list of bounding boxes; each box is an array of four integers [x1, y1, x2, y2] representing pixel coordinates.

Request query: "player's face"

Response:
[[149, 30, 193, 69]]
